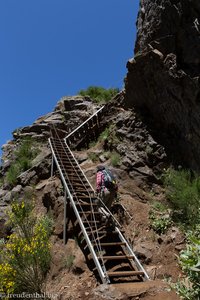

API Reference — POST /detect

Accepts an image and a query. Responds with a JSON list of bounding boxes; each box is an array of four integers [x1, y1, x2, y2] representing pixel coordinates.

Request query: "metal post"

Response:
[[63, 189, 67, 244], [51, 155, 54, 177]]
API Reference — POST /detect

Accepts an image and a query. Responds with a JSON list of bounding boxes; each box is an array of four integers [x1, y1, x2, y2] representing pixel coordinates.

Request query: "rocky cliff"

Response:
[[124, 0, 200, 171], [0, 95, 182, 299]]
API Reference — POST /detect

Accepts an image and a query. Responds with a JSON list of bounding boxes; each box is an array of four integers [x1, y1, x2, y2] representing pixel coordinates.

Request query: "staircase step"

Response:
[[87, 230, 118, 235], [73, 189, 94, 192], [99, 255, 134, 260], [99, 242, 126, 246], [107, 271, 144, 277], [82, 220, 100, 224], [79, 211, 100, 214], [75, 202, 97, 206], [70, 182, 91, 187]]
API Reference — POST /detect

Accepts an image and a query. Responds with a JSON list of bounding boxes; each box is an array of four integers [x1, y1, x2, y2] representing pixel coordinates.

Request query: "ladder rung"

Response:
[[79, 211, 100, 214], [89, 224, 105, 232], [99, 242, 126, 246], [68, 176, 86, 180], [75, 194, 95, 198], [75, 202, 97, 206], [85, 225, 106, 232], [107, 271, 144, 277], [82, 220, 100, 223], [71, 183, 91, 187], [99, 255, 134, 260], [63, 162, 79, 165], [73, 189, 93, 192], [88, 230, 118, 235]]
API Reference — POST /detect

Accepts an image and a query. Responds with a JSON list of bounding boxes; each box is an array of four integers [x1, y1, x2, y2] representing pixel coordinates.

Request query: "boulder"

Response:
[[134, 240, 154, 264], [18, 169, 37, 186], [93, 284, 128, 300], [11, 185, 22, 193], [2, 191, 13, 203]]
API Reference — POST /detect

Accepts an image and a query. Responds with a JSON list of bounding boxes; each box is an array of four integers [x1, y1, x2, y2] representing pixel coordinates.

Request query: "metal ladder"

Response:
[[48, 106, 149, 284]]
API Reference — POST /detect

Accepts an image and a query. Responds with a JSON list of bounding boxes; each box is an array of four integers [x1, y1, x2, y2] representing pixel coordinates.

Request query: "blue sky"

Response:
[[0, 0, 139, 156]]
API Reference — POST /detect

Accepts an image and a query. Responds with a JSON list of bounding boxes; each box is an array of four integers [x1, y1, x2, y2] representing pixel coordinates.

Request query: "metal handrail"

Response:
[[49, 105, 150, 283], [49, 138, 109, 283], [50, 127, 105, 264], [64, 105, 105, 143]]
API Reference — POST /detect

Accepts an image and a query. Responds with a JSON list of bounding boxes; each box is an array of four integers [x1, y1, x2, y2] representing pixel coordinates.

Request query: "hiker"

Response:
[[96, 165, 118, 218]]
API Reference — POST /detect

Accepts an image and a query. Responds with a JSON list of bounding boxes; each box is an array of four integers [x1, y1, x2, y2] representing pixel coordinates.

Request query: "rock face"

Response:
[[12, 96, 99, 142], [124, 0, 200, 171], [0, 96, 100, 238], [0, 93, 182, 299]]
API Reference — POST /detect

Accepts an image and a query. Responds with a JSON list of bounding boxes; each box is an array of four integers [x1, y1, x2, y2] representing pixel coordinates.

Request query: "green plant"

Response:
[[6, 164, 20, 186], [149, 210, 172, 234], [88, 152, 99, 162], [39, 215, 54, 237], [0, 200, 52, 295], [172, 226, 200, 299], [0, 239, 5, 247], [110, 152, 121, 167], [98, 125, 120, 146], [78, 86, 119, 103], [88, 141, 96, 148], [64, 254, 75, 270], [145, 145, 153, 155], [98, 127, 111, 142], [0, 177, 3, 188], [151, 201, 167, 212], [5, 138, 39, 187], [163, 168, 200, 226]]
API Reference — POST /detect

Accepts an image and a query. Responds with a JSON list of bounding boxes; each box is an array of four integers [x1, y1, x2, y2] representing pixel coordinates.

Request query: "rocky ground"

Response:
[[44, 144, 183, 300], [0, 96, 184, 299]]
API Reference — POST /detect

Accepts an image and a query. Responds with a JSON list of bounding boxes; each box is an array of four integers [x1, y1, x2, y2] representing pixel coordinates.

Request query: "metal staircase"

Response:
[[48, 106, 149, 284]]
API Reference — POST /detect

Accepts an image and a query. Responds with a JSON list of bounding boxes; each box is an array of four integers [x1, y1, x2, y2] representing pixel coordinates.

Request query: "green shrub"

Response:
[[151, 201, 167, 212], [0, 177, 3, 188], [163, 168, 200, 298], [173, 226, 200, 299], [88, 141, 96, 148], [0, 200, 52, 295], [5, 138, 39, 187], [78, 86, 119, 103], [149, 210, 172, 234], [88, 152, 99, 162], [15, 138, 37, 160], [98, 127, 111, 142], [64, 254, 75, 270], [98, 125, 120, 146], [163, 168, 200, 226], [6, 164, 20, 186], [110, 152, 121, 167]]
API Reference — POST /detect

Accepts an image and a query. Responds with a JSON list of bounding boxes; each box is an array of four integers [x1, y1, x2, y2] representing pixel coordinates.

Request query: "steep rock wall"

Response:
[[124, 0, 200, 171]]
